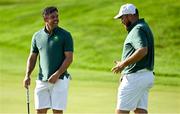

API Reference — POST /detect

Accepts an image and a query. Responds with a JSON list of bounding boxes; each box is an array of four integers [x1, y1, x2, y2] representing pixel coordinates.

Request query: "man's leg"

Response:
[[51, 78, 70, 114], [116, 109, 130, 114], [36, 108, 48, 114], [134, 108, 148, 114], [35, 80, 52, 114], [53, 109, 63, 114], [134, 72, 154, 114]]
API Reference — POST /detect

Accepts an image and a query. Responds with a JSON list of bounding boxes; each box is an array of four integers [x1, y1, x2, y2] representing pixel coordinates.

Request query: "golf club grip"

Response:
[[26, 88, 30, 114]]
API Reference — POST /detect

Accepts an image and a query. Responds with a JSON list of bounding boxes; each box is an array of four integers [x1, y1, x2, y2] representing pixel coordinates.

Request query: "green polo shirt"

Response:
[[122, 19, 154, 74], [31, 27, 73, 81]]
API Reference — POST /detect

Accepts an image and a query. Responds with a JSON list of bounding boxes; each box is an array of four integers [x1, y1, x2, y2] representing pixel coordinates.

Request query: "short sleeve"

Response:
[[64, 33, 74, 52], [30, 34, 39, 53], [132, 28, 148, 49]]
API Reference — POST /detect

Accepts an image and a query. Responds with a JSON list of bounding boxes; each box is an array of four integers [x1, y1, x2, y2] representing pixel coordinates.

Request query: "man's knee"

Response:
[[134, 108, 148, 114], [53, 109, 63, 114], [116, 109, 130, 114], [36, 108, 48, 114]]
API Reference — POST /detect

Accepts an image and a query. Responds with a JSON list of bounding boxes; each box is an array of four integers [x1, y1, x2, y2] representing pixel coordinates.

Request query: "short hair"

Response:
[[42, 6, 58, 17]]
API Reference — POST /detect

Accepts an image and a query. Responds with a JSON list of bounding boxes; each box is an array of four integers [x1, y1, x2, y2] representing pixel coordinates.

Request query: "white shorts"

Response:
[[34, 76, 70, 110], [116, 71, 154, 111]]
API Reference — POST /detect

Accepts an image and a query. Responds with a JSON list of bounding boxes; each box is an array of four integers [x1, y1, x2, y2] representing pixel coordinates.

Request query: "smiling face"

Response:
[[44, 11, 59, 29]]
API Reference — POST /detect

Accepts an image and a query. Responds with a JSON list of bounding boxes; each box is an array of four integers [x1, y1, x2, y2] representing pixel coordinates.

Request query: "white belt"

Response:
[[136, 68, 151, 73]]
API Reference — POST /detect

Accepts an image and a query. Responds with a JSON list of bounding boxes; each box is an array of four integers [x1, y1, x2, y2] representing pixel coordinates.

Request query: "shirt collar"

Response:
[[43, 26, 59, 35]]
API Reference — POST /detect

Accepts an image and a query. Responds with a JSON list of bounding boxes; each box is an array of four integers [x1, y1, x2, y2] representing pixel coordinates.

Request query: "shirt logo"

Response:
[[54, 36, 59, 41]]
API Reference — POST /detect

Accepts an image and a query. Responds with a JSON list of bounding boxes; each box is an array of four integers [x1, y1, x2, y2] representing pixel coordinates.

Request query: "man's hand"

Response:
[[111, 61, 126, 74], [48, 72, 59, 84], [23, 76, 31, 89]]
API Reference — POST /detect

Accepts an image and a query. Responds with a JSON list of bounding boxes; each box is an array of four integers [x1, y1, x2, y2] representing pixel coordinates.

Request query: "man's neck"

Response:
[[45, 24, 54, 34], [131, 17, 139, 25]]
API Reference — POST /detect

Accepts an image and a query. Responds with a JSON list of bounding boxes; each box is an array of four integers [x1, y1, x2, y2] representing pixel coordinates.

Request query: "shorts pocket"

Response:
[[53, 79, 69, 92]]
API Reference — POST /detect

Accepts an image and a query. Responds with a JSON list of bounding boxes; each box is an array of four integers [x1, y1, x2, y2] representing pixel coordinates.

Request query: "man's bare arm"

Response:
[[23, 53, 38, 88], [112, 47, 148, 73]]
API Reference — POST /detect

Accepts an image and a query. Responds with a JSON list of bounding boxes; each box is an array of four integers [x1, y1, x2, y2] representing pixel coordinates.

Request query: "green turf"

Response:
[[0, 69, 180, 114], [0, 0, 180, 75], [0, 0, 180, 113]]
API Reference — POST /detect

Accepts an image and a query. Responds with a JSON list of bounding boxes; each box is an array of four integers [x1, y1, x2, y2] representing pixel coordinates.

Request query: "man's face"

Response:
[[120, 15, 131, 29], [44, 11, 59, 28]]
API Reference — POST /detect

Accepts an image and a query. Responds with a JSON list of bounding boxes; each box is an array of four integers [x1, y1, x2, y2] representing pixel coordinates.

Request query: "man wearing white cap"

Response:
[[112, 3, 155, 114]]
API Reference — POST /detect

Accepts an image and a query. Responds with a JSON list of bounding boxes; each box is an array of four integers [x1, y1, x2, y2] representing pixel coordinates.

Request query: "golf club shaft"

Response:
[[27, 103, 30, 114]]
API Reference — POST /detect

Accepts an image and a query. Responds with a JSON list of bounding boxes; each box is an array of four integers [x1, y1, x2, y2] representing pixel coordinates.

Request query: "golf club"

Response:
[[26, 87, 30, 114]]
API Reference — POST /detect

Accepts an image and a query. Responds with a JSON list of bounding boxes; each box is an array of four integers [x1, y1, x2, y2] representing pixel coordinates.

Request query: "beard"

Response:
[[125, 20, 132, 29]]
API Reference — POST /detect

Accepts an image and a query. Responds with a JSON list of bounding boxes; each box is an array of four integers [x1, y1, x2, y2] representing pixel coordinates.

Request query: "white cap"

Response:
[[114, 3, 136, 19]]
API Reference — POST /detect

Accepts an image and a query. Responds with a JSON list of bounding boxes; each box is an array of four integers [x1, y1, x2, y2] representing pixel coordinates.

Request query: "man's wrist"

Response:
[[56, 70, 63, 77], [25, 74, 30, 78], [122, 60, 129, 68]]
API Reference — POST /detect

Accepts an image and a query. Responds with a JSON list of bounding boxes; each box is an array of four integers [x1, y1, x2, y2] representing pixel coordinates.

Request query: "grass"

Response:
[[0, 0, 180, 74], [0, 69, 180, 114], [0, 0, 180, 113]]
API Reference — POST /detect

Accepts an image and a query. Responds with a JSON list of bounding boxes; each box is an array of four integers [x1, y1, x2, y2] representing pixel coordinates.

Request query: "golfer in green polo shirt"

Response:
[[112, 3, 154, 114], [23, 6, 73, 114]]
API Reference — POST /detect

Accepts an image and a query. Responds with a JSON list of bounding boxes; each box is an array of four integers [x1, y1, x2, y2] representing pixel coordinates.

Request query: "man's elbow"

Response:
[[137, 47, 148, 57], [141, 47, 148, 56], [65, 52, 73, 64], [67, 56, 73, 64], [69, 57, 73, 63]]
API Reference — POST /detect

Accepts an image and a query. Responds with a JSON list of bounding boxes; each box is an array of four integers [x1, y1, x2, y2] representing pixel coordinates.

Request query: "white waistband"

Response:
[[136, 68, 151, 73]]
